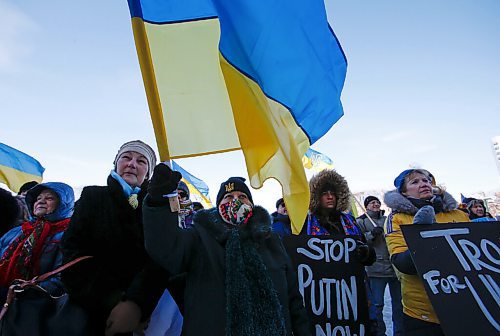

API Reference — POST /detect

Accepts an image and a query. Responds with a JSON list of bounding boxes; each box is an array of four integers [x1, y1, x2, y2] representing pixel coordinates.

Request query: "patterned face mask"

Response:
[[218, 198, 253, 226]]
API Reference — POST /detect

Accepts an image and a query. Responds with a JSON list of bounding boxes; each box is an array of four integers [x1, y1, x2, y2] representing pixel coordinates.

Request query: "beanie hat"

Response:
[[216, 177, 253, 205], [113, 140, 157, 179], [276, 197, 285, 209], [364, 196, 380, 208], [177, 180, 190, 198]]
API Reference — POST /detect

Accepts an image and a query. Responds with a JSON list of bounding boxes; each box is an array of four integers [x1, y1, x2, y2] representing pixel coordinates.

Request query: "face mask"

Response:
[[218, 199, 253, 226]]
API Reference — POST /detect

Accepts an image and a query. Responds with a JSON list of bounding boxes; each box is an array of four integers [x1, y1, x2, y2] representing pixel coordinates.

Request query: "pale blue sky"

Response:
[[1, 0, 499, 210]]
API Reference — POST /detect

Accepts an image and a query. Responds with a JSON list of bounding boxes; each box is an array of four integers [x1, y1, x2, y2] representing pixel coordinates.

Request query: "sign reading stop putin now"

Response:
[[401, 221, 500, 336], [283, 235, 369, 336]]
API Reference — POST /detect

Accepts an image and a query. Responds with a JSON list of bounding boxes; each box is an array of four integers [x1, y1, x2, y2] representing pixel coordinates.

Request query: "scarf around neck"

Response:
[[408, 195, 444, 214], [225, 227, 285, 336], [0, 218, 70, 286], [307, 212, 362, 236], [110, 170, 141, 209]]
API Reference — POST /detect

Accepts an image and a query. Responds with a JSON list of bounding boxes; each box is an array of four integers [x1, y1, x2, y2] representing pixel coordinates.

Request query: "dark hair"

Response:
[[275, 198, 285, 209]]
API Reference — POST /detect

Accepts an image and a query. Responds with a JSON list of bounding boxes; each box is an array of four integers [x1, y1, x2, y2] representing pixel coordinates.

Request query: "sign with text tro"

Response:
[[401, 221, 500, 336], [284, 235, 369, 336]]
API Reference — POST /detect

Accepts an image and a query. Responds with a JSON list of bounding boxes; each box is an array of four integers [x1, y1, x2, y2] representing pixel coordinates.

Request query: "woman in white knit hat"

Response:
[[62, 140, 180, 336]]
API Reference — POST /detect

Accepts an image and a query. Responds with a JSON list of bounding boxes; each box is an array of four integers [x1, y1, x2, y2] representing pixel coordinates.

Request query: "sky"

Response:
[[1, 0, 499, 212]]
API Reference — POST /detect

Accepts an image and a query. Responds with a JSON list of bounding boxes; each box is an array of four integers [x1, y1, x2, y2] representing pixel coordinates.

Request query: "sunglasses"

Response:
[[178, 191, 188, 198]]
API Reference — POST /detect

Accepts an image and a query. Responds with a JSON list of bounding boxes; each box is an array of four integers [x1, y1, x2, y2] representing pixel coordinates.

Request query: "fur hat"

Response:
[[216, 177, 253, 206], [309, 169, 351, 213], [113, 140, 157, 179], [364, 196, 380, 208]]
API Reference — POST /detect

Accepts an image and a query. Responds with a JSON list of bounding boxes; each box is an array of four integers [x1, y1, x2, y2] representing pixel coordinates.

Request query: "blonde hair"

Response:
[[401, 169, 445, 196]]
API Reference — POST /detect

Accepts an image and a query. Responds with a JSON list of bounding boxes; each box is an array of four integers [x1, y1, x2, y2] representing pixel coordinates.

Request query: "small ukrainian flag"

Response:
[[0, 143, 44, 192]]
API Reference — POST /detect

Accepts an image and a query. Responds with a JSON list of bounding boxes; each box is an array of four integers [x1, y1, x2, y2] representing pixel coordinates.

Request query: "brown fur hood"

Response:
[[309, 169, 351, 214]]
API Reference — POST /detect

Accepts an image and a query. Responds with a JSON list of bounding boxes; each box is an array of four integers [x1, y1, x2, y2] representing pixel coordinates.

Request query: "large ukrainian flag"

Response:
[[127, 0, 347, 234], [0, 143, 44, 192]]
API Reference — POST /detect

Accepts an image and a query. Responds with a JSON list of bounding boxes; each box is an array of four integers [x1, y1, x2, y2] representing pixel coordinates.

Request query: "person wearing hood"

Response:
[[62, 140, 176, 336], [177, 180, 195, 229], [0, 182, 74, 302], [466, 198, 495, 222], [271, 197, 292, 237], [384, 169, 469, 335], [142, 163, 311, 336], [304, 169, 376, 266], [356, 196, 403, 336]]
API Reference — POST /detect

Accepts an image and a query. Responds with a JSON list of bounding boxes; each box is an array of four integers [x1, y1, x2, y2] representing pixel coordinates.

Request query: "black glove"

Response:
[[413, 205, 436, 225], [371, 226, 384, 238], [355, 240, 372, 264], [147, 163, 182, 206]]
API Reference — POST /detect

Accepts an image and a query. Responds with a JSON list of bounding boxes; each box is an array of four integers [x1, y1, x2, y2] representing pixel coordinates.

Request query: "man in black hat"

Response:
[[357, 196, 403, 336], [142, 164, 311, 336]]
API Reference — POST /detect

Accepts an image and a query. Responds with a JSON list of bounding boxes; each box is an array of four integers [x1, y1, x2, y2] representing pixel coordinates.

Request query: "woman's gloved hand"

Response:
[[413, 205, 436, 225], [147, 163, 182, 206]]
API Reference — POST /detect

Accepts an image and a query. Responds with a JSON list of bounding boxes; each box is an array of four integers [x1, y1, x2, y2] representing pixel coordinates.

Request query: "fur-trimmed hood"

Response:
[[192, 205, 272, 243], [309, 169, 351, 214], [384, 189, 459, 215]]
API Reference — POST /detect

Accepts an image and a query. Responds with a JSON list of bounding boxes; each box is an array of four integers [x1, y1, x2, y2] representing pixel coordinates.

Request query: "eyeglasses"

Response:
[[178, 191, 188, 198]]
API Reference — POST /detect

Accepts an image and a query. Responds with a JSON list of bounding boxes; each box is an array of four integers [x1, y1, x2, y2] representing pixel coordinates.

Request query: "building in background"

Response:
[[492, 136, 500, 174]]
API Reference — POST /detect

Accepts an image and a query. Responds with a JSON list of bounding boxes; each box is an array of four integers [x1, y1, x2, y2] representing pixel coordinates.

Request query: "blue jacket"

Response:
[[0, 182, 74, 299], [271, 212, 292, 237]]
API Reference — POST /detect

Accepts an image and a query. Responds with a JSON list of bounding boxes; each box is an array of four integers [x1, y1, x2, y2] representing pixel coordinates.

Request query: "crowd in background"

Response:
[[0, 139, 497, 336]]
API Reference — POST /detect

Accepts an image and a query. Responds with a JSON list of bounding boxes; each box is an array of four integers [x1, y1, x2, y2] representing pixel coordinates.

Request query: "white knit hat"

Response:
[[113, 140, 157, 179]]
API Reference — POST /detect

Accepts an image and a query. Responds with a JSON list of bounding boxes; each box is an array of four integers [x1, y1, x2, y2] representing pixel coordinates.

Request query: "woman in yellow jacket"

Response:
[[384, 169, 469, 336]]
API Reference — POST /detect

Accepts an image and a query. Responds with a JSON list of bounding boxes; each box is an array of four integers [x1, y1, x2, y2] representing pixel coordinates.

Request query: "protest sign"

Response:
[[401, 221, 500, 336], [284, 235, 369, 336]]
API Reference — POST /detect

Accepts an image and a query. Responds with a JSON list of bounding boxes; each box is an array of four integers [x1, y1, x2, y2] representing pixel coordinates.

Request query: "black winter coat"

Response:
[[61, 176, 169, 334], [143, 199, 311, 336]]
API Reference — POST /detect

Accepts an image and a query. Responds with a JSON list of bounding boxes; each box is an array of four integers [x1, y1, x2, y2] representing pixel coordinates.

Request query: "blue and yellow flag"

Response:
[[0, 143, 44, 192], [172, 160, 213, 209], [127, 0, 347, 234], [302, 148, 334, 173]]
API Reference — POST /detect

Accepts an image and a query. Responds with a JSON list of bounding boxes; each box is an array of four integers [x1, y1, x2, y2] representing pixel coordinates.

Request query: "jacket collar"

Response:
[[384, 189, 458, 215]]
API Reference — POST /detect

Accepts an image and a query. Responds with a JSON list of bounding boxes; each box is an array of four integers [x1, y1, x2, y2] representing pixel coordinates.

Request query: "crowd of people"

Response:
[[0, 139, 496, 336]]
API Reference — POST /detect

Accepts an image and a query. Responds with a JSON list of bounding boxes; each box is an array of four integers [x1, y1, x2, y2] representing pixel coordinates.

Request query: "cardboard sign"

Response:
[[283, 235, 369, 336], [401, 221, 500, 336]]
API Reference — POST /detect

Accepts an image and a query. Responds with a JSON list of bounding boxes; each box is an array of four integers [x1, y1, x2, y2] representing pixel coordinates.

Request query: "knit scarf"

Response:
[[0, 218, 70, 286], [225, 229, 285, 336], [110, 170, 141, 209], [307, 212, 362, 236]]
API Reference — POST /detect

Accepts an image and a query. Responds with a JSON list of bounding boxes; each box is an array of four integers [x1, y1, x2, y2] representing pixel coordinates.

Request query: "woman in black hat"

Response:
[[143, 163, 311, 336]]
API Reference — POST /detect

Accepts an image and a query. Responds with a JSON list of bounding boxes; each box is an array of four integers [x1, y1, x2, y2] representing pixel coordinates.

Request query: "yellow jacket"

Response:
[[384, 190, 470, 323]]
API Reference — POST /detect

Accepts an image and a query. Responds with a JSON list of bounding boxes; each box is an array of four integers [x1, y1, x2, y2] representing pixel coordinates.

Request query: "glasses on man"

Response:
[[178, 191, 188, 199]]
